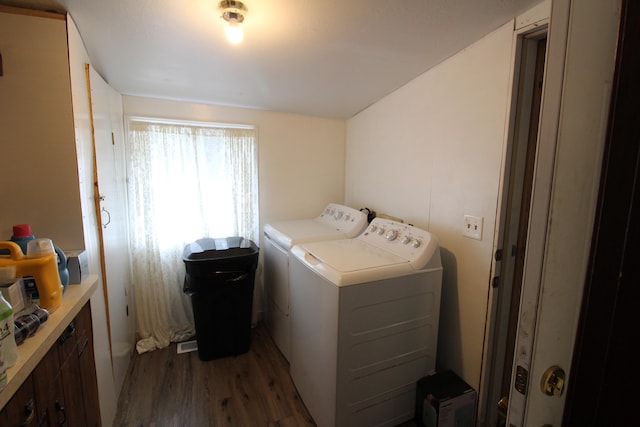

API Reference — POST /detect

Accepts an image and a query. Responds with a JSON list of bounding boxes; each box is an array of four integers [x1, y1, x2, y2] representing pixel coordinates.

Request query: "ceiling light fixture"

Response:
[[219, 0, 248, 44]]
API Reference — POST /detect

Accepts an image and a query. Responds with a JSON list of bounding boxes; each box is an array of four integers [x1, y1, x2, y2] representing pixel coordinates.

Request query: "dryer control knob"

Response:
[[376, 228, 385, 235], [335, 211, 344, 220], [344, 214, 351, 221], [385, 230, 398, 241], [401, 235, 411, 245], [412, 239, 422, 248], [369, 225, 378, 233]]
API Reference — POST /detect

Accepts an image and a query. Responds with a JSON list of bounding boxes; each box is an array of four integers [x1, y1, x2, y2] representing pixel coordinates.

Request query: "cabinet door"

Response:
[[58, 345, 86, 427], [0, 374, 38, 427], [32, 345, 66, 427], [75, 303, 101, 426], [74, 303, 91, 349]]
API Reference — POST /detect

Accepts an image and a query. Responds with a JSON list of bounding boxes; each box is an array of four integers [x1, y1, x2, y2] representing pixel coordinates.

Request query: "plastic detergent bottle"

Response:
[[10, 224, 69, 290], [10, 224, 34, 254], [0, 241, 63, 313], [0, 292, 17, 368]]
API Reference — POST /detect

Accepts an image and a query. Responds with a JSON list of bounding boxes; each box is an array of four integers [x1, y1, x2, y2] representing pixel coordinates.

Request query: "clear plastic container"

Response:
[[26, 238, 55, 258], [0, 339, 6, 392], [0, 293, 18, 367]]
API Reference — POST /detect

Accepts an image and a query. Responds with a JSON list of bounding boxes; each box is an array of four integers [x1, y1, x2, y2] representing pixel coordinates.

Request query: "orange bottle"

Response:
[[0, 241, 63, 312]]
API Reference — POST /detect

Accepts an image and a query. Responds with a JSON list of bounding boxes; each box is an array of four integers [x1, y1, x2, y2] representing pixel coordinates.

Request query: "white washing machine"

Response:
[[263, 203, 368, 361], [289, 218, 443, 427]]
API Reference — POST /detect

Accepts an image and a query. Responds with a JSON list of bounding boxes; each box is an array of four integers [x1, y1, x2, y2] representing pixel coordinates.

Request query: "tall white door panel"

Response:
[[87, 65, 135, 395]]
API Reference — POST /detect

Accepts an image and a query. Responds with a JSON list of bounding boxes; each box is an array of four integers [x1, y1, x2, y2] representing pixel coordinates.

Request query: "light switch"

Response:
[[463, 215, 483, 240]]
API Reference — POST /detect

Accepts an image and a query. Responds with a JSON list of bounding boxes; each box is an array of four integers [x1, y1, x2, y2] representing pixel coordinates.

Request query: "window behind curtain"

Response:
[[126, 118, 259, 353]]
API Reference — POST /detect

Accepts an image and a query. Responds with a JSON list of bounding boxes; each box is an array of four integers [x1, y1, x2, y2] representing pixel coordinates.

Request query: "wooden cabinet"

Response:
[[32, 343, 65, 427], [53, 302, 101, 427], [0, 302, 101, 427], [0, 374, 38, 427], [74, 304, 101, 427]]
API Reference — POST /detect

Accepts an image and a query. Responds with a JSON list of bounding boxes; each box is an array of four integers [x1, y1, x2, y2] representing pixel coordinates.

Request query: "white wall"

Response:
[[122, 96, 348, 234], [346, 21, 516, 389]]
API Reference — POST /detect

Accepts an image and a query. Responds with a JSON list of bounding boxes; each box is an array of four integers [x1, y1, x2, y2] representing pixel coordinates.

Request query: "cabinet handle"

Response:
[[78, 337, 89, 357], [59, 321, 76, 343], [101, 207, 111, 229], [21, 398, 35, 426], [55, 400, 67, 426]]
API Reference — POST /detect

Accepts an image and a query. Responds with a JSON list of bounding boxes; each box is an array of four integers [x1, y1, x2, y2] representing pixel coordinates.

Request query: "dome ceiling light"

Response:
[[219, 0, 248, 44]]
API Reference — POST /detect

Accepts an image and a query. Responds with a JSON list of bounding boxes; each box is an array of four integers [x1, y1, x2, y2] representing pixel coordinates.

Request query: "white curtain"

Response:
[[126, 119, 259, 354]]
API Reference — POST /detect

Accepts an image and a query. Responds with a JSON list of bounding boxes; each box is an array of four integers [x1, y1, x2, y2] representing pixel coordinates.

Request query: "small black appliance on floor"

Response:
[[415, 369, 477, 427]]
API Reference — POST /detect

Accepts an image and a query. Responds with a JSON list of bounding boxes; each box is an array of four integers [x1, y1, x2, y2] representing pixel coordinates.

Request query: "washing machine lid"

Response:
[[300, 239, 407, 271], [264, 220, 354, 249], [291, 239, 416, 286], [291, 218, 443, 287]]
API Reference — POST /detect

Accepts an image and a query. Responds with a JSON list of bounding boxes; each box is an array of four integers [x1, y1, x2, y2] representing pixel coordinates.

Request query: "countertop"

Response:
[[0, 274, 99, 410]]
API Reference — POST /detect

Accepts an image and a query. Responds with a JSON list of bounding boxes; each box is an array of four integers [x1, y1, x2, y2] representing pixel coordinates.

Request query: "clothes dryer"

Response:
[[263, 203, 368, 361], [289, 218, 443, 427]]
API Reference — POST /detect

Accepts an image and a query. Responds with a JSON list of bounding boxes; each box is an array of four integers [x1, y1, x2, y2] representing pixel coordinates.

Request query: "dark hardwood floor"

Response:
[[113, 323, 315, 426], [113, 322, 419, 426]]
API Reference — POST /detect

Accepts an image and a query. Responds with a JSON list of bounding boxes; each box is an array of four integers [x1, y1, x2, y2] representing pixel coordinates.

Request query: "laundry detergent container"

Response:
[[183, 237, 259, 361]]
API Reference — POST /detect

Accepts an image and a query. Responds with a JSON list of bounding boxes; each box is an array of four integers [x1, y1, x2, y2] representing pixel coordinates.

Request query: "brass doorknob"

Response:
[[497, 396, 508, 418], [540, 365, 565, 397]]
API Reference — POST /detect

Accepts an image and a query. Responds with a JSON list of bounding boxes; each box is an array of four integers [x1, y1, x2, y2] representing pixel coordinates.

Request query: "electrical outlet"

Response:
[[463, 215, 483, 240]]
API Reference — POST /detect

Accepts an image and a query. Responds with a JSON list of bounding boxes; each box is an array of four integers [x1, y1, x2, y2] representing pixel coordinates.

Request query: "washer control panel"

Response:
[[358, 218, 438, 267], [316, 203, 368, 234]]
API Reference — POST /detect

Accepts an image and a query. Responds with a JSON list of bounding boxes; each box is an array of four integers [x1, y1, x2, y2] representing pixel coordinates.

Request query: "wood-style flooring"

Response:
[[113, 322, 418, 426], [113, 322, 314, 426]]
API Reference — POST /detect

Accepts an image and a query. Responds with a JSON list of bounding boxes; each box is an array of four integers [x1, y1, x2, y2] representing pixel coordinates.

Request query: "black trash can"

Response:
[[183, 236, 259, 361]]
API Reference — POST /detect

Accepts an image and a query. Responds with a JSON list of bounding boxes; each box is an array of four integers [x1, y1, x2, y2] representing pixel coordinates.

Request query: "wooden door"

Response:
[[563, 0, 640, 424]]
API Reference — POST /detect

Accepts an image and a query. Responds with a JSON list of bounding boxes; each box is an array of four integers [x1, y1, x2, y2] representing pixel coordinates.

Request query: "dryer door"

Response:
[[263, 234, 292, 360]]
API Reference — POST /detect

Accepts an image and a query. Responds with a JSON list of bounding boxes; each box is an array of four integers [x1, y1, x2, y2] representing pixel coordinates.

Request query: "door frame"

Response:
[[480, 23, 548, 427], [479, 2, 553, 425]]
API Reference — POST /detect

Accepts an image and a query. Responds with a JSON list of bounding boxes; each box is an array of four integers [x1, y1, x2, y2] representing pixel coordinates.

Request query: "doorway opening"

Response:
[[483, 28, 547, 427]]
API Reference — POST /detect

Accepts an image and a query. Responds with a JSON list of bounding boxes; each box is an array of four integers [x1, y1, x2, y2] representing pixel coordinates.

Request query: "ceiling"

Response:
[[3, 0, 541, 118]]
